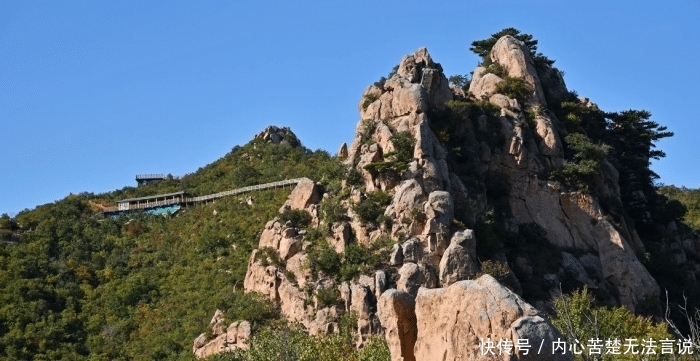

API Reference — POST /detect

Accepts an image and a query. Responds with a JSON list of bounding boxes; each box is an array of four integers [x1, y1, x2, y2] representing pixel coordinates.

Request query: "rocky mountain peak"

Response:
[[227, 33, 678, 361], [254, 125, 301, 147]]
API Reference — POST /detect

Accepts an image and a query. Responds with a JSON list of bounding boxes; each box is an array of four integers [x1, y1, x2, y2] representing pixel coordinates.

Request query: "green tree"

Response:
[[448, 74, 470, 91], [470, 27, 554, 67], [556, 133, 610, 191], [604, 110, 673, 224]]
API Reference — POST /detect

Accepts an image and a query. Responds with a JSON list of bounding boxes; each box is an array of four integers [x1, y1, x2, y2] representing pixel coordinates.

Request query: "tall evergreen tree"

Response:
[[604, 110, 673, 225]]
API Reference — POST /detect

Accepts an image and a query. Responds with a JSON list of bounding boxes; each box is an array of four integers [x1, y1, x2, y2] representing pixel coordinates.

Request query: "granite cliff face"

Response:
[[197, 35, 692, 360]]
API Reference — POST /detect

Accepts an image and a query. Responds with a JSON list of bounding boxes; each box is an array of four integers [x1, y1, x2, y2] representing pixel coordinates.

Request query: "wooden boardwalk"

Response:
[[102, 178, 307, 214]]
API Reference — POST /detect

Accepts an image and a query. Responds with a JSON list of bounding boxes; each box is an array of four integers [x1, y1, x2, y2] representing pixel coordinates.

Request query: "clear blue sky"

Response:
[[1, 0, 699, 215]]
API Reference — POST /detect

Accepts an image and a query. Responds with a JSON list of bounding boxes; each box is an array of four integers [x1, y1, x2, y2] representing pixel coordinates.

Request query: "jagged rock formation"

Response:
[[348, 48, 458, 265], [344, 42, 658, 310], [206, 35, 672, 360], [192, 310, 250, 358]]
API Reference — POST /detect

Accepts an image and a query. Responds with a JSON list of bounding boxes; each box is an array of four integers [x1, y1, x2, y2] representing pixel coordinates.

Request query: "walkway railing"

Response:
[[102, 178, 308, 214]]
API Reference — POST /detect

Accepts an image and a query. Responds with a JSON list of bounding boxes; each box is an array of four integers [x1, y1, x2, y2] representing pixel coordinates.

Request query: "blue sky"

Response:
[[1, 0, 699, 215]]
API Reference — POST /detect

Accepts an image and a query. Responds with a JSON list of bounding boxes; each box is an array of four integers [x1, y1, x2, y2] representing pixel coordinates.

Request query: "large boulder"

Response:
[[489, 35, 546, 105], [422, 191, 454, 261], [377, 290, 417, 361], [282, 178, 320, 211], [397, 263, 424, 296], [438, 229, 479, 286], [401, 238, 424, 263], [397, 262, 437, 296], [414, 275, 571, 361], [278, 277, 309, 323], [330, 222, 351, 253], [469, 66, 503, 100]]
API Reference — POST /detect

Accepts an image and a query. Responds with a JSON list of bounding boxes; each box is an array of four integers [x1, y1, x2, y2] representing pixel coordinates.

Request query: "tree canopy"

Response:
[[470, 27, 554, 67]]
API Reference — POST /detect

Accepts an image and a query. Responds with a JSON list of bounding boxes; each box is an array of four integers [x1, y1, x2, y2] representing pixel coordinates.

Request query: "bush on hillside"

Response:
[[353, 191, 392, 225], [552, 287, 672, 361], [279, 209, 312, 228]]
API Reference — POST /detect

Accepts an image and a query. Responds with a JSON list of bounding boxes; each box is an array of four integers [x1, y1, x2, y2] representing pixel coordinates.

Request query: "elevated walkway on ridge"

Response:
[[101, 178, 307, 216]]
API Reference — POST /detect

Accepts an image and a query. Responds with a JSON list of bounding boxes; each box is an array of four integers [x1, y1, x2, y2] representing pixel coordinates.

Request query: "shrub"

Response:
[[389, 131, 415, 163], [353, 191, 392, 225], [346, 168, 364, 187], [217, 291, 280, 329], [552, 287, 672, 361], [358, 336, 392, 361], [474, 211, 506, 258], [307, 237, 392, 282], [225, 322, 391, 361], [482, 62, 507, 78], [660, 186, 698, 231], [231, 165, 262, 187], [359, 120, 376, 145], [387, 65, 399, 78], [362, 94, 379, 110], [554, 133, 610, 191], [279, 209, 312, 228], [339, 243, 374, 281], [259, 246, 283, 267], [308, 242, 341, 277], [495, 76, 531, 106], [363, 160, 408, 174], [478, 260, 511, 284], [320, 198, 348, 224], [316, 287, 341, 307]]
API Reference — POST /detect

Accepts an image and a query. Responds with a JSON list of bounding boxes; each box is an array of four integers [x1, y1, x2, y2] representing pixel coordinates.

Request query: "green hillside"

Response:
[[660, 185, 700, 232], [0, 138, 346, 360]]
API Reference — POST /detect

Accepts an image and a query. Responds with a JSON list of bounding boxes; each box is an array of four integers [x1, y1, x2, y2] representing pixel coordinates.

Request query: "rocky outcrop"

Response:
[[509, 178, 659, 310], [254, 125, 301, 147], [330, 221, 351, 253], [193, 310, 251, 358], [243, 249, 279, 301], [489, 35, 546, 105], [413, 275, 571, 361], [438, 229, 479, 286], [469, 67, 503, 100], [465, 34, 658, 310], [338, 142, 349, 159], [280, 178, 320, 211], [235, 35, 669, 358], [377, 290, 417, 361], [348, 47, 454, 204]]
